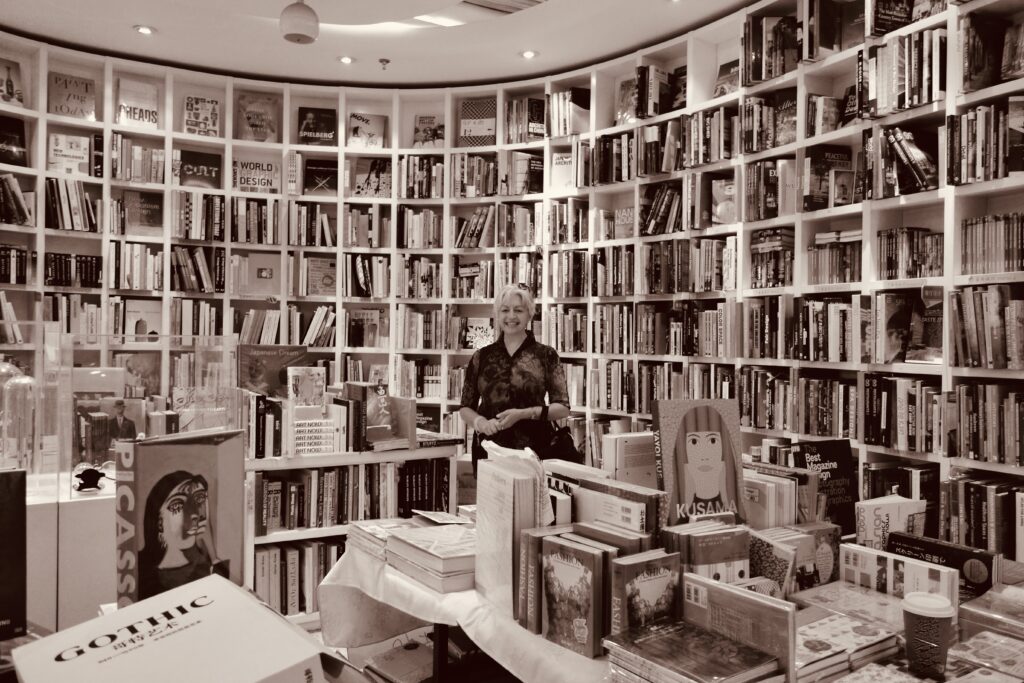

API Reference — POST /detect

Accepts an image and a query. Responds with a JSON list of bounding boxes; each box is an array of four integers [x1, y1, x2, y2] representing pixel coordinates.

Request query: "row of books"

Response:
[[171, 191, 225, 241], [0, 244, 29, 285], [396, 154, 444, 199], [253, 539, 345, 617], [42, 293, 101, 336], [0, 173, 32, 225], [746, 158, 798, 221], [634, 362, 736, 414], [107, 241, 162, 291], [947, 99, 1024, 186], [639, 237, 737, 295], [110, 133, 165, 183], [961, 12, 1024, 93], [740, 88, 796, 154], [43, 252, 102, 287], [397, 305, 446, 350], [44, 177, 98, 232], [394, 358, 441, 400], [397, 256, 442, 299], [807, 230, 862, 285], [741, 15, 799, 85], [0, 290, 22, 344], [862, 27, 946, 117], [397, 207, 442, 249], [950, 285, 1024, 370]]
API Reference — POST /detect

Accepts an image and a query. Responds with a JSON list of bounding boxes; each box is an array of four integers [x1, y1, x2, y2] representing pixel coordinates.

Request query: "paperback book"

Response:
[[458, 96, 497, 146], [47, 133, 92, 175], [413, 114, 443, 148], [609, 550, 681, 635], [0, 115, 27, 167], [885, 531, 998, 603]]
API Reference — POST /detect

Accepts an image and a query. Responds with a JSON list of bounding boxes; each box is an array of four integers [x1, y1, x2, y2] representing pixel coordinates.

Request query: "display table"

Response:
[[317, 548, 610, 683]]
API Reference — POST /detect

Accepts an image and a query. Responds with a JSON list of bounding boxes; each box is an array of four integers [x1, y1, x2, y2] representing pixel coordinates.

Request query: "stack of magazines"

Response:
[[603, 619, 779, 683], [387, 524, 476, 593]]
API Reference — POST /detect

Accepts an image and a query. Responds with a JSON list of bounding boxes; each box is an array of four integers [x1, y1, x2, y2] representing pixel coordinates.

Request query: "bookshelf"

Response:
[[4, 1, 1024, 507]]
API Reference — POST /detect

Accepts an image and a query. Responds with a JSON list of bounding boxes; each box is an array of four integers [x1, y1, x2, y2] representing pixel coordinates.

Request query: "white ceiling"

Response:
[[1, 0, 750, 87]]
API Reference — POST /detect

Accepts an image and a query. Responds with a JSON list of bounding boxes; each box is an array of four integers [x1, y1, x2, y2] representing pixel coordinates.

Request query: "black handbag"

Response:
[[530, 406, 582, 464]]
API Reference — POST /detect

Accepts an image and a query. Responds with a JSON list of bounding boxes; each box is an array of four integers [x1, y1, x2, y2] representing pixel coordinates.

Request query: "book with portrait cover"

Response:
[[182, 94, 220, 137], [235, 91, 280, 143], [47, 71, 96, 121], [603, 617, 779, 683], [296, 106, 337, 146], [113, 430, 244, 607], [652, 399, 745, 525], [609, 549, 680, 635], [116, 76, 160, 129], [541, 534, 605, 658], [237, 344, 310, 398], [175, 149, 222, 189], [681, 571, 796, 680], [0, 469, 26, 640], [347, 112, 387, 148]]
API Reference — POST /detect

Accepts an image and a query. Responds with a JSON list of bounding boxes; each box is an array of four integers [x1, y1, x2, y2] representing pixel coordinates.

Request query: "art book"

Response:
[[233, 156, 281, 194], [176, 149, 222, 189], [0, 469, 25, 640], [116, 76, 160, 129], [796, 607, 896, 671], [347, 112, 387, 148], [791, 439, 858, 535], [349, 157, 392, 198], [458, 96, 497, 146], [413, 114, 443, 148], [113, 430, 245, 607], [0, 58, 24, 106], [235, 91, 280, 142], [115, 351, 161, 397], [854, 494, 925, 549], [296, 106, 337, 146], [124, 298, 162, 341], [604, 617, 779, 683], [614, 75, 637, 126], [287, 366, 326, 410], [712, 60, 740, 98], [609, 550, 680, 635], [748, 530, 797, 598], [541, 535, 605, 658], [652, 399, 745, 524], [182, 94, 220, 137], [237, 344, 310, 398], [302, 157, 338, 195], [47, 71, 97, 121]]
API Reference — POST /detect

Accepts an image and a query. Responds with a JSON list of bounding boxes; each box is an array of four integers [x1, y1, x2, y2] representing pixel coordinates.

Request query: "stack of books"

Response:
[[386, 524, 476, 593], [603, 618, 779, 683], [346, 517, 424, 560], [795, 606, 898, 680]]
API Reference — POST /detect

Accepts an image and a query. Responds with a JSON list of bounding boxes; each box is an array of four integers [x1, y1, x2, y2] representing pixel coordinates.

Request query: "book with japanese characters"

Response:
[[885, 531, 999, 604]]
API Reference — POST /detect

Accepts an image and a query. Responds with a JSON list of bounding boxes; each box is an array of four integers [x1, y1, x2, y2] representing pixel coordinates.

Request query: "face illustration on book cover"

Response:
[[657, 400, 744, 524], [138, 470, 228, 600]]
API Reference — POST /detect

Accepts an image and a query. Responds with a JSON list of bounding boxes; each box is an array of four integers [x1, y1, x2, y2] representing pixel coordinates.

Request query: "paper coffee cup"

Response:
[[903, 592, 956, 679]]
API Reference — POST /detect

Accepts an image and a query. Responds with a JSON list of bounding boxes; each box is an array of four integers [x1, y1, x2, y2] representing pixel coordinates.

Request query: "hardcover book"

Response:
[[413, 114, 443, 148], [116, 76, 160, 129], [712, 60, 741, 98], [388, 524, 476, 574], [176, 149, 222, 189], [304, 256, 336, 297], [791, 439, 858, 535], [235, 91, 280, 142], [233, 156, 281, 193], [614, 75, 637, 126], [604, 617, 779, 683], [885, 531, 998, 603], [244, 252, 282, 296], [122, 190, 163, 236], [238, 344, 310, 398], [0, 58, 24, 106], [296, 107, 337, 146], [791, 581, 907, 634], [786, 521, 841, 587], [287, 365, 326, 409], [182, 94, 220, 137], [47, 71, 97, 121], [839, 543, 959, 615], [949, 631, 1024, 678], [349, 157, 392, 198], [0, 115, 27, 166], [47, 133, 92, 175], [124, 298, 162, 341], [458, 96, 497, 146], [802, 145, 852, 211], [113, 430, 245, 607], [541, 535, 605, 658], [854, 494, 926, 549], [748, 530, 797, 598], [609, 550, 681, 635], [302, 157, 339, 195], [652, 399, 746, 524], [0, 469, 25, 640], [347, 112, 387, 148]]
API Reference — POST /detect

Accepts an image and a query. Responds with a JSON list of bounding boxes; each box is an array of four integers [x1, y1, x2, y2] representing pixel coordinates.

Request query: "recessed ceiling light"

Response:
[[133, 25, 155, 35], [338, 56, 354, 64], [521, 50, 538, 59]]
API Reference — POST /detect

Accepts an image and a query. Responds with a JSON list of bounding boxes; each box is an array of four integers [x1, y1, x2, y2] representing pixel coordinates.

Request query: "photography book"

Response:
[[296, 106, 337, 146], [113, 430, 245, 607]]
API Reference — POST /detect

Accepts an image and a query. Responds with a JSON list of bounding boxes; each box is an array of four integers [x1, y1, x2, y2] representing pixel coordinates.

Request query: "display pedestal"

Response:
[[56, 490, 115, 629], [25, 498, 56, 632], [317, 547, 608, 683]]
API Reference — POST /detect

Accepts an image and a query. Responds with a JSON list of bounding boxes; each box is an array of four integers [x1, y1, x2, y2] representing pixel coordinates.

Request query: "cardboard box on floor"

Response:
[[12, 574, 344, 682]]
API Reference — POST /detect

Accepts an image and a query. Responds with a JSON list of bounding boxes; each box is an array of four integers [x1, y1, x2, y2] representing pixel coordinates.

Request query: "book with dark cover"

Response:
[[302, 157, 338, 195], [609, 550, 681, 635], [604, 617, 779, 683], [113, 430, 245, 607], [343, 380, 395, 447], [652, 399, 746, 525], [0, 57, 24, 107], [0, 469, 25, 640], [886, 531, 998, 604], [1010, 97, 1024, 175], [774, 88, 798, 147], [802, 145, 852, 211], [177, 149, 222, 189], [906, 285, 943, 364], [296, 106, 337, 146], [791, 439, 858, 535], [0, 115, 27, 166], [122, 190, 163, 236], [541, 535, 605, 657], [871, 0, 912, 36], [713, 60, 741, 98], [962, 14, 1007, 93], [669, 65, 687, 110]]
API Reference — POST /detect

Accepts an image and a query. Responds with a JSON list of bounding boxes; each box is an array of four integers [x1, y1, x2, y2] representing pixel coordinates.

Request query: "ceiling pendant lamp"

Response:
[[280, 0, 319, 44]]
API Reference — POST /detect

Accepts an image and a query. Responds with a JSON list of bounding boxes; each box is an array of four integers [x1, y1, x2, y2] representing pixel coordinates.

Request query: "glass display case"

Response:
[[65, 333, 237, 499]]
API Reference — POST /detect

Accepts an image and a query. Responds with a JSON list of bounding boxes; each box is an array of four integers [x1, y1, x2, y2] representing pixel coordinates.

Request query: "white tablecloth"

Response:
[[317, 548, 610, 683]]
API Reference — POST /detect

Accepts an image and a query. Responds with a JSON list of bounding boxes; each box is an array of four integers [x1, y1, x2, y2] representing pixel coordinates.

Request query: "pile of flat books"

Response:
[[794, 606, 898, 681], [386, 524, 477, 593], [603, 618, 779, 683], [346, 517, 425, 561]]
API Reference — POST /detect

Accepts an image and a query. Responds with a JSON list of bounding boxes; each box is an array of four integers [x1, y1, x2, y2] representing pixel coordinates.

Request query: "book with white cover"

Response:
[[385, 552, 475, 593], [12, 574, 334, 683], [388, 524, 476, 574]]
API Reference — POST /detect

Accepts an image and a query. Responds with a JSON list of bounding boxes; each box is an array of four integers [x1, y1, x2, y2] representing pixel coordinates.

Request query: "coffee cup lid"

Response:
[[902, 592, 955, 618]]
